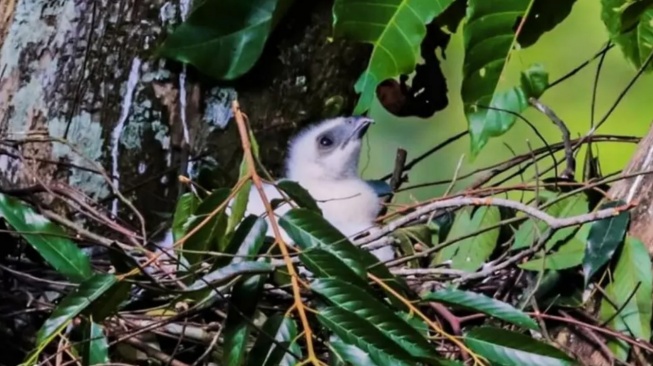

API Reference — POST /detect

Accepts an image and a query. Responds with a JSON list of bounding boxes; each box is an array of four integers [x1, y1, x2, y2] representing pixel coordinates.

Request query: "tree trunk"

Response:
[[0, 0, 368, 234]]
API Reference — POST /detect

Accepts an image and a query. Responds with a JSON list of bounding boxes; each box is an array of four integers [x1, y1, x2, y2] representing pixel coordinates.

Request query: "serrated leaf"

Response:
[[423, 288, 539, 330], [435, 206, 500, 272], [247, 314, 302, 366], [158, 0, 294, 80], [25, 274, 120, 365], [279, 208, 411, 308], [0, 193, 91, 283], [602, 0, 653, 71], [224, 274, 268, 366], [80, 321, 109, 366], [517, 0, 578, 48], [183, 188, 231, 266], [512, 193, 589, 251], [312, 278, 437, 360], [332, 0, 455, 114], [464, 327, 574, 366], [318, 306, 422, 366], [599, 236, 652, 361], [188, 261, 273, 290], [172, 192, 200, 242], [462, 0, 551, 154], [582, 200, 630, 286], [276, 180, 321, 213]]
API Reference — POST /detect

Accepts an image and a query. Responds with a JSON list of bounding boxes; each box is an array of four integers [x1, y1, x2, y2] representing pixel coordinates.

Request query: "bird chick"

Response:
[[240, 116, 395, 262]]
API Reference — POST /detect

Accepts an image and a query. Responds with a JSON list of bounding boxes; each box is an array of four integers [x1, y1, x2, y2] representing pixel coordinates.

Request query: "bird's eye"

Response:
[[319, 136, 333, 147]]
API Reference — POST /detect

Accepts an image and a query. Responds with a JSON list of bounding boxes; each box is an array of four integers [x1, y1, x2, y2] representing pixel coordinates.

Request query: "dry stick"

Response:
[[122, 337, 189, 366], [231, 100, 320, 366], [379, 148, 407, 216], [368, 273, 487, 366], [529, 97, 575, 180]]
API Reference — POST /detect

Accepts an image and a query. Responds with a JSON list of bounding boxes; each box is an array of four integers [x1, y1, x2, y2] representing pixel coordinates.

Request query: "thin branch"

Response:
[[529, 97, 575, 179]]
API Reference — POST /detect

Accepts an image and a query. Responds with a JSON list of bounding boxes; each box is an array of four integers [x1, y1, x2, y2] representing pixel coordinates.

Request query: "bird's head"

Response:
[[285, 116, 373, 181]]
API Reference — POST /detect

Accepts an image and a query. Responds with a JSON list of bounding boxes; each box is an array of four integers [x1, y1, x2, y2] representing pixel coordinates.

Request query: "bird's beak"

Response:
[[349, 116, 374, 140]]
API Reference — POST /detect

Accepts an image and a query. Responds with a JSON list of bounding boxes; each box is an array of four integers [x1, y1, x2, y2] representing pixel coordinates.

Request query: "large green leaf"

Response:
[[332, 0, 455, 114], [422, 288, 539, 330], [0, 193, 92, 283], [227, 174, 252, 235], [462, 0, 551, 154], [224, 274, 268, 366], [435, 206, 500, 272], [279, 208, 411, 307], [329, 334, 378, 366], [318, 306, 422, 366], [517, 0, 578, 48], [172, 192, 200, 242], [182, 188, 231, 266], [312, 278, 437, 360], [519, 223, 589, 271], [464, 327, 574, 366], [512, 193, 589, 251], [601, 0, 653, 71], [85, 280, 131, 322], [247, 314, 302, 366], [300, 247, 369, 288], [582, 200, 630, 286], [223, 215, 268, 266], [276, 180, 321, 213], [158, 0, 294, 80], [25, 274, 120, 365], [599, 236, 652, 361], [79, 321, 110, 366]]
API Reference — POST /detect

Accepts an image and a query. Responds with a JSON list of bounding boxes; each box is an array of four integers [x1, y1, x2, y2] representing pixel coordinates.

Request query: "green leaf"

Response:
[[519, 223, 589, 271], [602, 0, 653, 71], [227, 182, 252, 235], [188, 261, 273, 290], [517, 0, 578, 48], [582, 200, 630, 286], [172, 192, 200, 242], [80, 321, 109, 366], [224, 274, 268, 366], [329, 334, 378, 366], [158, 0, 294, 80], [464, 327, 574, 366], [183, 188, 230, 266], [332, 0, 455, 114], [422, 288, 539, 330], [26, 274, 120, 365], [0, 193, 92, 283], [279, 208, 411, 307], [300, 247, 369, 288], [512, 193, 589, 251], [276, 180, 321, 213], [248, 314, 302, 366], [318, 306, 422, 366], [312, 278, 438, 360], [462, 0, 551, 154], [435, 206, 501, 272], [599, 236, 652, 361], [224, 215, 269, 265], [85, 280, 131, 322]]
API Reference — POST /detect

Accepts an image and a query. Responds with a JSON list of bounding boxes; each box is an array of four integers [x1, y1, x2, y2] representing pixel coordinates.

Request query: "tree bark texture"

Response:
[[0, 0, 368, 233]]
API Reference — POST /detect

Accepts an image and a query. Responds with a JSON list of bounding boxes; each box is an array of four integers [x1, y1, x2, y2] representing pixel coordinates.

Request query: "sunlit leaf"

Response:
[[512, 193, 589, 251], [0, 193, 91, 283], [599, 236, 652, 361], [332, 0, 455, 113], [462, 0, 551, 154], [601, 0, 653, 71], [276, 180, 321, 213], [248, 314, 302, 366], [227, 169, 252, 234], [464, 327, 574, 366], [312, 278, 437, 359], [423, 288, 539, 330], [172, 192, 200, 242], [435, 206, 500, 272], [158, 0, 295, 80], [582, 200, 630, 286], [26, 275, 120, 365], [224, 274, 268, 366], [80, 321, 109, 366]]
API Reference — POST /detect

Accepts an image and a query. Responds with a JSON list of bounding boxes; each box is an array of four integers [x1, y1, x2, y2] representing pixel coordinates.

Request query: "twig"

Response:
[[379, 148, 407, 216], [529, 98, 575, 179], [121, 337, 189, 366]]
